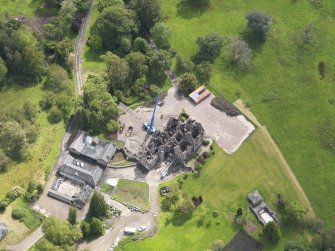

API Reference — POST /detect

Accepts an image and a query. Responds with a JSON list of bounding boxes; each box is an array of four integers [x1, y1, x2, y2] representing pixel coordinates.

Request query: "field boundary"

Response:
[[234, 99, 315, 216]]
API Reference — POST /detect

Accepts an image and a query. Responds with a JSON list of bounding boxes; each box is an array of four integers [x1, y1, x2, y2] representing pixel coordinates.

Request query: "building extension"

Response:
[[137, 117, 204, 170], [247, 191, 279, 226]]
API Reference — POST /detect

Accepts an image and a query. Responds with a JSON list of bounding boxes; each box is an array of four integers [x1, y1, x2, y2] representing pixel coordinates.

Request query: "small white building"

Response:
[[124, 227, 136, 235]]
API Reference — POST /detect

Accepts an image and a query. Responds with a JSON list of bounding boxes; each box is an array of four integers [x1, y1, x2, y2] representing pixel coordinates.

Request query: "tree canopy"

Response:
[[147, 49, 171, 84], [179, 73, 197, 95], [134, 0, 162, 31], [284, 201, 308, 226], [246, 11, 271, 41], [263, 222, 281, 242], [104, 52, 130, 90], [231, 37, 252, 69], [150, 22, 172, 49], [0, 57, 7, 86], [88, 191, 109, 218], [194, 32, 224, 63]]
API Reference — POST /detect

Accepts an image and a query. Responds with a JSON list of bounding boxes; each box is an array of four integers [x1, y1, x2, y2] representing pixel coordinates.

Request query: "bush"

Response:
[[197, 156, 204, 164], [90, 218, 104, 237], [212, 210, 219, 217], [0, 201, 9, 212], [202, 151, 209, 159], [12, 208, 25, 220], [263, 222, 281, 242], [48, 106, 63, 123], [202, 140, 210, 146], [210, 96, 240, 117], [236, 207, 243, 217]]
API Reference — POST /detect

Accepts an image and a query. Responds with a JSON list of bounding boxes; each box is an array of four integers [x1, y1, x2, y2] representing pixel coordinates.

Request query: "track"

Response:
[[75, 0, 94, 95]]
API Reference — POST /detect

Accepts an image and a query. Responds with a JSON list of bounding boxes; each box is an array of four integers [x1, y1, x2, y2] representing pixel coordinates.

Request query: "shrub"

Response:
[[263, 222, 281, 242], [202, 140, 210, 146], [212, 210, 219, 217], [90, 218, 104, 237], [0, 200, 9, 212], [48, 106, 63, 123], [236, 207, 243, 217], [12, 208, 25, 220], [197, 156, 204, 164], [246, 11, 271, 41], [202, 151, 209, 159], [210, 96, 240, 117]]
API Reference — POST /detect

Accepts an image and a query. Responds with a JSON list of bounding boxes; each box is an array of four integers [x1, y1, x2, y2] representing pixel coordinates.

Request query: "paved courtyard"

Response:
[[118, 85, 254, 154]]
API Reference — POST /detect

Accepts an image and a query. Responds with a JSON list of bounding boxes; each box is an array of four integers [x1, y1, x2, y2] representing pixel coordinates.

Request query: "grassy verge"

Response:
[[120, 129, 313, 251], [161, 0, 335, 224], [112, 179, 149, 210]]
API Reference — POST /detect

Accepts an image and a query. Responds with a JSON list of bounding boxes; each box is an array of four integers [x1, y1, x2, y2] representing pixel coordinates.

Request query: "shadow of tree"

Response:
[[176, 1, 207, 20]]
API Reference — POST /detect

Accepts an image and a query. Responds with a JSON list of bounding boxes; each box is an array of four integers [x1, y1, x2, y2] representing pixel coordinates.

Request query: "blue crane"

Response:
[[143, 92, 160, 134]]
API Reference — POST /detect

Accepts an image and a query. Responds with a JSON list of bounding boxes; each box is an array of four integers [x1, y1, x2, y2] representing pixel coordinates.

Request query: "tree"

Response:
[[194, 32, 224, 63], [175, 197, 195, 217], [195, 61, 212, 83], [231, 37, 252, 69], [42, 217, 82, 246], [307, 217, 324, 233], [48, 106, 63, 124], [246, 11, 271, 41], [90, 218, 104, 237], [134, 0, 162, 31], [186, 0, 210, 8], [126, 51, 148, 81], [104, 52, 130, 90], [106, 120, 119, 133], [68, 207, 77, 225], [23, 101, 37, 122], [211, 239, 225, 251], [0, 57, 7, 86], [132, 37, 150, 54], [86, 35, 103, 50], [88, 191, 109, 218], [0, 150, 11, 172], [0, 120, 28, 160], [80, 76, 118, 133], [284, 242, 307, 251], [236, 207, 243, 217], [44, 64, 71, 93], [284, 201, 307, 226], [150, 22, 172, 49], [97, 0, 123, 12], [81, 221, 91, 240], [179, 73, 197, 95], [34, 238, 62, 251], [60, 0, 77, 22], [147, 49, 171, 84], [263, 222, 281, 242], [175, 54, 194, 75], [95, 5, 137, 50]]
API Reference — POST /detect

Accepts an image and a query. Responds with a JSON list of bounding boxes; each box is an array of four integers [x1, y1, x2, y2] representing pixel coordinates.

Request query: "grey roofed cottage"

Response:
[[69, 130, 116, 166], [58, 155, 103, 187], [0, 221, 8, 240]]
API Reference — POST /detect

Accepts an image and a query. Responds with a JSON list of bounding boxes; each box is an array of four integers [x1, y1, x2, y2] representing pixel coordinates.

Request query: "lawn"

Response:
[[0, 0, 57, 18], [101, 182, 113, 195], [160, 0, 335, 224], [120, 130, 312, 251], [112, 179, 149, 210]]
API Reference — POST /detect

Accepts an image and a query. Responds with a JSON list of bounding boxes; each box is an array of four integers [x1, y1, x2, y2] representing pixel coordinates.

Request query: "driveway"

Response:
[[119, 85, 254, 154]]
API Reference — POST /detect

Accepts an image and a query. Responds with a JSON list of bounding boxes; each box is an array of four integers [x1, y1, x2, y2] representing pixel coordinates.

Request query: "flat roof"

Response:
[[56, 181, 81, 197], [260, 212, 274, 224]]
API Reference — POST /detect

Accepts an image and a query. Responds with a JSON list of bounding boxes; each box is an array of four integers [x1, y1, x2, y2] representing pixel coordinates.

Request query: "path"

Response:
[[75, 0, 94, 95], [234, 99, 315, 216], [6, 1, 95, 250], [6, 227, 43, 251]]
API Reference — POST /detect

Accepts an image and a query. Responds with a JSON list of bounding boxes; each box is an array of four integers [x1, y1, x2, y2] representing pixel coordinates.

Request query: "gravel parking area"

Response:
[[118, 86, 254, 154]]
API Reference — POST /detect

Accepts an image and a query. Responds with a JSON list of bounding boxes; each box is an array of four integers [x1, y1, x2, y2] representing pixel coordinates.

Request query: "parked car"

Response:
[[139, 226, 147, 232], [160, 171, 167, 179]]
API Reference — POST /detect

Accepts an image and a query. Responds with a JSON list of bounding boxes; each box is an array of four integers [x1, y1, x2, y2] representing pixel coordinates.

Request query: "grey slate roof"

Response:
[[247, 191, 263, 207], [59, 155, 103, 187], [0, 221, 8, 240], [70, 131, 116, 166]]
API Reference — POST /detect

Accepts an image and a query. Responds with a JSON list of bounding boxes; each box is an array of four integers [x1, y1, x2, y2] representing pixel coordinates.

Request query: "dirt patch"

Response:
[[23, 17, 50, 33], [223, 231, 263, 251]]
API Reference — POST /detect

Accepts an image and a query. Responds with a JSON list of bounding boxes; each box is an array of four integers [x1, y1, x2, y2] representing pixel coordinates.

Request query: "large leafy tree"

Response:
[[195, 61, 212, 83], [231, 37, 252, 69], [44, 64, 71, 93], [134, 0, 162, 31], [104, 52, 130, 90], [0, 120, 28, 160], [126, 51, 148, 81], [132, 37, 150, 54], [80, 76, 118, 133], [88, 191, 109, 218], [147, 49, 171, 84], [194, 32, 224, 63], [90, 218, 104, 237], [42, 217, 82, 246], [0, 57, 7, 86], [95, 5, 138, 50], [246, 11, 271, 41], [263, 222, 281, 242], [284, 201, 307, 226], [179, 72, 197, 95], [150, 22, 171, 49]]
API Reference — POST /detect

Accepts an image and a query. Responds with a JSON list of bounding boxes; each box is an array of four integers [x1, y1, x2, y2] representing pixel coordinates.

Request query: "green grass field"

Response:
[[160, 0, 335, 224], [121, 131, 312, 251], [112, 179, 149, 210]]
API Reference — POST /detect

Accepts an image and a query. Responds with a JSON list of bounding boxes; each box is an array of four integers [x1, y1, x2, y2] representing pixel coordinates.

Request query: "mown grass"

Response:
[[121, 131, 312, 251], [160, 0, 335, 224], [0, 0, 56, 18], [112, 179, 149, 210]]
